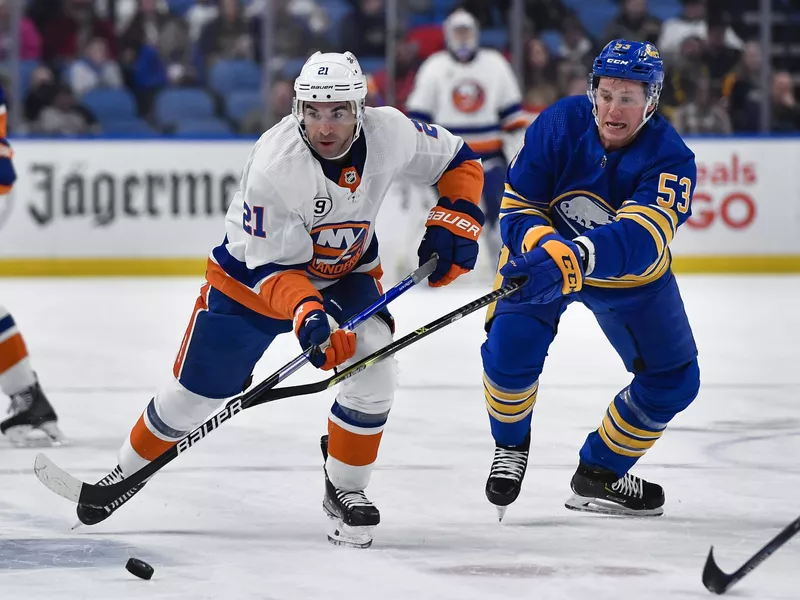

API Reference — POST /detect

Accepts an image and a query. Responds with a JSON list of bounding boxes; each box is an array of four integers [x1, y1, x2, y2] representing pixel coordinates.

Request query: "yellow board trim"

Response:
[[0, 258, 207, 277], [1, 255, 800, 277]]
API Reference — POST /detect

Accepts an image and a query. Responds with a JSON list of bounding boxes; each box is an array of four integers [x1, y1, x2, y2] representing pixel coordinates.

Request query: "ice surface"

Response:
[[0, 275, 798, 599]]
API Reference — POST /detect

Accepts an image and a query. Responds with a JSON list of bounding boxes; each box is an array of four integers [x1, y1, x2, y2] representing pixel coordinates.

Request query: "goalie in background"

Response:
[[0, 84, 66, 447]]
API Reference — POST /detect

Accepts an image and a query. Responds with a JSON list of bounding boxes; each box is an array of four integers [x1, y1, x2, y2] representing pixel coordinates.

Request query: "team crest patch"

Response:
[[644, 44, 660, 59], [553, 192, 614, 236], [451, 79, 486, 113], [308, 221, 370, 279]]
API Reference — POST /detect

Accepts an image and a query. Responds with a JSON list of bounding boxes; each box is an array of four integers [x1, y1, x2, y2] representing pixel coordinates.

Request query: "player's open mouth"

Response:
[[606, 122, 626, 130]]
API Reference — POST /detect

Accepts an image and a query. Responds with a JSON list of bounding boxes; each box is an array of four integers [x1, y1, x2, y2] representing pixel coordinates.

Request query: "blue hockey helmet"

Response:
[[588, 39, 664, 132]]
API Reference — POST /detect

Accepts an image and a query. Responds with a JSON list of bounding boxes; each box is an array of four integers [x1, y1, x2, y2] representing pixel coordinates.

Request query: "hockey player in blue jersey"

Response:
[[481, 40, 699, 519]]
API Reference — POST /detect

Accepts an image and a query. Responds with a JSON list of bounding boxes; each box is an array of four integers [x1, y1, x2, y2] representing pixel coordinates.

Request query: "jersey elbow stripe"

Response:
[[617, 204, 675, 243], [616, 213, 666, 256]]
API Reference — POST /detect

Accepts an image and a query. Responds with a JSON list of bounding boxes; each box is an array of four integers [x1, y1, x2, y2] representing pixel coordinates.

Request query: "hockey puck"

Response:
[[125, 557, 154, 580]]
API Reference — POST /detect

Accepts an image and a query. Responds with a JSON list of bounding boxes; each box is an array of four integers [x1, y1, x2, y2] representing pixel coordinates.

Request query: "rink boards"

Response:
[[0, 137, 798, 275]]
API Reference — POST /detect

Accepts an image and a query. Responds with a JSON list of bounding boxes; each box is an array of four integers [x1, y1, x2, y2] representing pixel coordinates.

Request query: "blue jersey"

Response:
[[500, 95, 695, 289], [0, 84, 16, 194]]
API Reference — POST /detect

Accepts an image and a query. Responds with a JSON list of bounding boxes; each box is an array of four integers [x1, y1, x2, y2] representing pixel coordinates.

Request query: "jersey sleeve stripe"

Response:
[[617, 204, 676, 242]]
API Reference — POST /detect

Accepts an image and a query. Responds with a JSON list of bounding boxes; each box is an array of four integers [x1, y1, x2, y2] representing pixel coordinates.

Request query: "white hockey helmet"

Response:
[[444, 9, 479, 61], [293, 51, 368, 159]]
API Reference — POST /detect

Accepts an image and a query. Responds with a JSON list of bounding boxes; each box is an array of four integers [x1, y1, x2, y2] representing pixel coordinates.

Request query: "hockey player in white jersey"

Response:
[[76, 51, 485, 548], [406, 8, 529, 266]]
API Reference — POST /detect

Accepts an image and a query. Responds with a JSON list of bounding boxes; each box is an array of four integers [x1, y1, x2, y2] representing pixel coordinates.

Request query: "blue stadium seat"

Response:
[[175, 118, 233, 135], [280, 58, 309, 80], [540, 30, 563, 56], [81, 88, 138, 122], [480, 28, 509, 50], [166, 0, 195, 16], [209, 59, 262, 95], [154, 88, 216, 128], [577, 4, 619, 41], [102, 118, 157, 136], [358, 56, 385, 74], [225, 90, 262, 124]]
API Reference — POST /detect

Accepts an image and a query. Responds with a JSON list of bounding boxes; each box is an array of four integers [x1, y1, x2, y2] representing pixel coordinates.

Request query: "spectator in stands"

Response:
[[670, 75, 732, 134], [770, 71, 800, 132], [603, 0, 661, 48], [198, 0, 253, 70], [564, 72, 588, 97], [66, 36, 124, 97], [39, 0, 117, 63], [0, 0, 42, 61], [239, 78, 293, 134], [659, 34, 709, 120], [24, 65, 58, 123], [703, 15, 741, 98], [556, 14, 594, 74], [522, 37, 559, 113], [456, 0, 510, 27], [185, 0, 219, 43], [340, 0, 387, 58], [250, 0, 325, 61], [658, 0, 741, 60], [120, 0, 196, 117], [31, 84, 97, 135], [722, 40, 763, 132], [366, 37, 421, 112]]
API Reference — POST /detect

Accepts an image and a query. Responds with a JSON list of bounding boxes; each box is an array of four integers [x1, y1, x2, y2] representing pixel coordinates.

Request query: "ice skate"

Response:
[[565, 461, 664, 517], [485, 433, 530, 521], [0, 378, 65, 447], [320, 434, 380, 548]]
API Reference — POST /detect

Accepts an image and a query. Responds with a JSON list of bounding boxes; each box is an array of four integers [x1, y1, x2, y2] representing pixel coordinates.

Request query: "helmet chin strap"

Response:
[[294, 99, 363, 160]]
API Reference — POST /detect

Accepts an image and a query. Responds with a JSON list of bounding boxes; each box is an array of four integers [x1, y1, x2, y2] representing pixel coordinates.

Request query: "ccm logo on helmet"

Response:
[[607, 59, 629, 65]]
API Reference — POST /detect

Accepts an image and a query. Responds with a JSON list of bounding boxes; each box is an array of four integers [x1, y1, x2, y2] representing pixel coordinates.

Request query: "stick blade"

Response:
[[33, 453, 83, 503], [702, 546, 733, 595], [412, 254, 438, 284]]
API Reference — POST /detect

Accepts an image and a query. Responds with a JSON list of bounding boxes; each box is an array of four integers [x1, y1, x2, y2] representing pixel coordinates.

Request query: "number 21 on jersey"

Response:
[[243, 201, 266, 237]]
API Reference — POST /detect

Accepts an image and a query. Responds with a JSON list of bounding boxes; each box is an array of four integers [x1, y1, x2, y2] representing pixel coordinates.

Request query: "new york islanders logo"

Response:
[[451, 79, 486, 113], [308, 221, 370, 279], [554, 191, 614, 235]]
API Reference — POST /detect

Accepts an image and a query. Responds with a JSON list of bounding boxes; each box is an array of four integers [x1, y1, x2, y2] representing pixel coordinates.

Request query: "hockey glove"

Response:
[[500, 232, 585, 304], [417, 196, 485, 287], [293, 299, 356, 370]]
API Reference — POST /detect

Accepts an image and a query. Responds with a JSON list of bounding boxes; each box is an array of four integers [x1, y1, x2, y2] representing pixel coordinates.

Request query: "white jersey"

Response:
[[406, 48, 529, 159], [207, 106, 475, 316]]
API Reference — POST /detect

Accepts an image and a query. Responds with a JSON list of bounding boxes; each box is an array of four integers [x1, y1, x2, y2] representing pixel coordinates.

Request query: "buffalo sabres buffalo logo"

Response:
[[451, 79, 486, 113], [644, 44, 660, 59], [308, 221, 370, 279], [554, 191, 614, 236]]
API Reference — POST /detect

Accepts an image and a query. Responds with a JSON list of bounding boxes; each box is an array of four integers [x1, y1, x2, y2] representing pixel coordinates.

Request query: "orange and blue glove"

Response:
[[501, 229, 586, 304], [293, 299, 356, 370], [417, 196, 484, 287]]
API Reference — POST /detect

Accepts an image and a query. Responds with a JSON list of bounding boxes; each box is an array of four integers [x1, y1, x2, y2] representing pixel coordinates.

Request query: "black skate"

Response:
[[565, 461, 664, 517], [75, 465, 149, 527], [320, 434, 380, 548], [485, 433, 530, 521], [0, 378, 65, 446]]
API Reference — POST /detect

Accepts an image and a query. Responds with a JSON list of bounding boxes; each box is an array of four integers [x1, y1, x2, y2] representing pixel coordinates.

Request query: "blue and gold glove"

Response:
[[417, 196, 485, 287], [501, 228, 585, 304]]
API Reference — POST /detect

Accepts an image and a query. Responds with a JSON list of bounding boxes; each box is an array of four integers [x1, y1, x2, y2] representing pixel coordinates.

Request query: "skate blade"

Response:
[[4, 425, 62, 448], [325, 514, 374, 549], [495, 505, 508, 522], [564, 494, 664, 517], [38, 422, 68, 446]]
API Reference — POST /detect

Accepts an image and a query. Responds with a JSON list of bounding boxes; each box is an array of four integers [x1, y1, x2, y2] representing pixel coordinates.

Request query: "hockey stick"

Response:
[[702, 515, 800, 594], [33, 256, 437, 508], [247, 278, 525, 405]]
